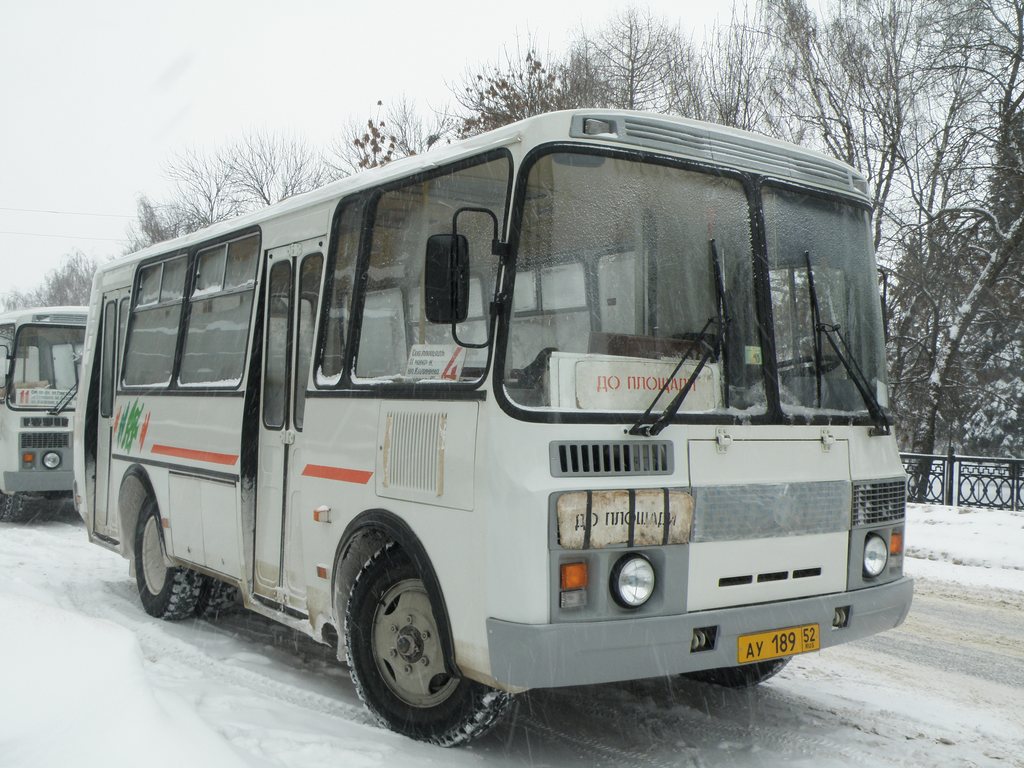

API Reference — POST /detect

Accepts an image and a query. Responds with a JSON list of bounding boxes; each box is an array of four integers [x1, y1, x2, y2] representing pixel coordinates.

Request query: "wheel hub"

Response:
[[371, 579, 458, 707], [395, 625, 424, 663]]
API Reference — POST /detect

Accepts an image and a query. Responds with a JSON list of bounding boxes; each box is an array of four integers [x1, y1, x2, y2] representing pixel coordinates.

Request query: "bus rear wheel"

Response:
[[134, 500, 201, 620], [684, 658, 790, 688], [344, 544, 510, 746], [194, 576, 240, 619]]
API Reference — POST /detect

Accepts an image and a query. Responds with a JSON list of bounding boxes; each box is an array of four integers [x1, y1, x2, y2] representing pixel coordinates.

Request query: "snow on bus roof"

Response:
[[0, 306, 89, 325], [101, 110, 869, 274]]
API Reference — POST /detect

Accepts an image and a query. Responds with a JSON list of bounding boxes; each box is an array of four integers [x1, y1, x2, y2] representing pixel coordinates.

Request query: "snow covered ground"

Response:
[[1, 503, 1022, 768]]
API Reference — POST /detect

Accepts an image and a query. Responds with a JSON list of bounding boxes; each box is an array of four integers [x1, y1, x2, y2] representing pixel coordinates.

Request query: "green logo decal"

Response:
[[116, 399, 148, 452]]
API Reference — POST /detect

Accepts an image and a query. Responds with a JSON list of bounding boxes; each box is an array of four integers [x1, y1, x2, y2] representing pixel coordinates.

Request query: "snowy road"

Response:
[[2, 507, 1023, 768]]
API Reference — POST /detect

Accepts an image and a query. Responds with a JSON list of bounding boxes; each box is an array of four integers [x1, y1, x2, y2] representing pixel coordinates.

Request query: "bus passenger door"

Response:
[[94, 290, 129, 539], [254, 243, 324, 609]]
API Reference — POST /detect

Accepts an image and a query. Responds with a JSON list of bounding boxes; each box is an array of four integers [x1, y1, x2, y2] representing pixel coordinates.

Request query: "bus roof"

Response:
[[101, 110, 870, 275], [0, 306, 89, 326]]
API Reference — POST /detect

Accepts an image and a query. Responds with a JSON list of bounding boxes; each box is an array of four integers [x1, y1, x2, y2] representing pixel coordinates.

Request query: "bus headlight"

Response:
[[610, 554, 655, 608], [863, 533, 888, 578], [42, 451, 61, 469]]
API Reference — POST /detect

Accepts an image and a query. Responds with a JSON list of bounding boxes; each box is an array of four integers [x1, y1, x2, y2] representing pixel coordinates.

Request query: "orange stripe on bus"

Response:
[[302, 464, 373, 484], [150, 444, 239, 466]]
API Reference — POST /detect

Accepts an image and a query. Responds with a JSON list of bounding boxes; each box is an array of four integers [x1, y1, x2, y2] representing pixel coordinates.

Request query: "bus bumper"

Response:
[[486, 576, 913, 689], [2, 470, 75, 493]]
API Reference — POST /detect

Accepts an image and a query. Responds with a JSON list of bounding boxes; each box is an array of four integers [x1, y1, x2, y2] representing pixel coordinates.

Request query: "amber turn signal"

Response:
[[889, 529, 904, 556], [560, 562, 588, 591]]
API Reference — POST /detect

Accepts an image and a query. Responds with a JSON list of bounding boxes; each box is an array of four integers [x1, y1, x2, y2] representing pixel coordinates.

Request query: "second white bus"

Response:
[[0, 306, 86, 521]]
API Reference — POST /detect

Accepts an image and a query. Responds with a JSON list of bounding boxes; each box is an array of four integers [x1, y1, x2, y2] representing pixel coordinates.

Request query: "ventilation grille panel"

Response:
[[33, 312, 87, 325], [382, 411, 445, 495], [20, 432, 69, 449], [570, 114, 862, 198], [550, 441, 673, 478], [22, 417, 69, 428], [852, 479, 906, 526]]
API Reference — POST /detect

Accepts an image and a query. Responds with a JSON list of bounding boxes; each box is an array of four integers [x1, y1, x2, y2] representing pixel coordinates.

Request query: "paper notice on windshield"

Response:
[[548, 353, 720, 411], [14, 388, 67, 407], [406, 344, 465, 381]]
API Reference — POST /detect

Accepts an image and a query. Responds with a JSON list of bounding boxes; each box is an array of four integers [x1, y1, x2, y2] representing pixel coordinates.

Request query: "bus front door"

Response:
[[253, 243, 324, 610], [94, 291, 129, 539]]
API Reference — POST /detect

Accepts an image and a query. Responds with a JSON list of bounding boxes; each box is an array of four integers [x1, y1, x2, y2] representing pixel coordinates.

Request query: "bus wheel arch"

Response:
[[331, 509, 457, 674], [339, 526, 510, 745], [117, 465, 155, 567]]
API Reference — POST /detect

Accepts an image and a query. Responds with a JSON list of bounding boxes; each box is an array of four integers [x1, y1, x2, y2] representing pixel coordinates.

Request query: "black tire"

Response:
[[194, 576, 240, 619], [134, 500, 201, 620], [683, 658, 790, 688], [0, 492, 30, 523], [344, 544, 510, 746]]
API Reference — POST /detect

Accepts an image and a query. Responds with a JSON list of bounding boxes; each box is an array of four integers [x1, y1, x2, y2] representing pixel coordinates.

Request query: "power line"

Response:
[[0, 230, 128, 243], [0, 206, 134, 219]]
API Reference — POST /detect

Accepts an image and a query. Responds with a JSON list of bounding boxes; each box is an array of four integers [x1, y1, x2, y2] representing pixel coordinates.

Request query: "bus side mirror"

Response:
[[424, 234, 470, 324]]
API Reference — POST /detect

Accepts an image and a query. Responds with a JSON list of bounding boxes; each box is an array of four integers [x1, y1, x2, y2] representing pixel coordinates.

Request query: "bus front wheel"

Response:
[[0, 492, 29, 523], [344, 544, 510, 746], [134, 499, 201, 620], [683, 658, 790, 688]]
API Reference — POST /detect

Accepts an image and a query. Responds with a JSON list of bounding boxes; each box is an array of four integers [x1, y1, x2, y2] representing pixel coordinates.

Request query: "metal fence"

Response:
[[901, 450, 1024, 510]]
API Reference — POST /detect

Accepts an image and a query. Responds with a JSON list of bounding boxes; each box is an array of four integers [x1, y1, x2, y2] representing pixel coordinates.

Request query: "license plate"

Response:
[[737, 623, 820, 664]]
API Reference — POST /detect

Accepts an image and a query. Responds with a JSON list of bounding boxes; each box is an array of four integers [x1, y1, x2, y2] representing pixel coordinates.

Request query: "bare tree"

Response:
[[129, 129, 340, 249], [124, 195, 188, 252], [163, 145, 241, 234], [909, 0, 1024, 454], [453, 43, 585, 136], [685, 7, 780, 133], [331, 98, 456, 173], [583, 7, 684, 112], [229, 130, 336, 208], [3, 251, 97, 311]]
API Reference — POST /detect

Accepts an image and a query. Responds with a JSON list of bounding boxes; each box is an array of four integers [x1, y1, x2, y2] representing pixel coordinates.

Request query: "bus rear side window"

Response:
[[179, 234, 259, 387], [123, 256, 187, 387]]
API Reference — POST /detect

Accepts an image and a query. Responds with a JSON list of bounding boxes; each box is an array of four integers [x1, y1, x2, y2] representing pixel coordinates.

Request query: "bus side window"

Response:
[[100, 302, 117, 417], [179, 234, 259, 387], [263, 260, 292, 428], [352, 154, 510, 384], [123, 256, 187, 387], [293, 253, 322, 429], [316, 198, 363, 386], [356, 289, 406, 378]]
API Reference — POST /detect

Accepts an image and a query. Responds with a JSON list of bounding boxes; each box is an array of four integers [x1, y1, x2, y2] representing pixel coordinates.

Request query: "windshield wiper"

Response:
[[627, 240, 729, 437], [49, 352, 81, 416], [49, 381, 78, 415], [804, 255, 890, 436], [626, 318, 718, 437], [804, 251, 824, 407]]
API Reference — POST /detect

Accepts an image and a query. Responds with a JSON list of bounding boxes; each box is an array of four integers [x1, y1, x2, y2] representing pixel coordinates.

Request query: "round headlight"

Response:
[[863, 533, 888, 578], [42, 451, 61, 469], [610, 554, 655, 608]]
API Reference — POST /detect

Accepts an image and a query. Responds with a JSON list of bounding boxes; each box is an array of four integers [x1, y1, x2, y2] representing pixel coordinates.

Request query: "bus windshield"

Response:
[[502, 150, 766, 416], [763, 186, 889, 417], [9, 325, 84, 409]]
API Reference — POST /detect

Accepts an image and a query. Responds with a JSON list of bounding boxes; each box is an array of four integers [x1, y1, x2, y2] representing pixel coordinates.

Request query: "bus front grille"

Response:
[[550, 441, 673, 477], [691, 481, 851, 541], [20, 432, 70, 449], [852, 479, 907, 527]]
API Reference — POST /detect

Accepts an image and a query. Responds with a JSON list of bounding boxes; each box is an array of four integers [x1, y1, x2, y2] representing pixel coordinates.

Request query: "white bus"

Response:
[[0, 306, 86, 521], [74, 110, 912, 745]]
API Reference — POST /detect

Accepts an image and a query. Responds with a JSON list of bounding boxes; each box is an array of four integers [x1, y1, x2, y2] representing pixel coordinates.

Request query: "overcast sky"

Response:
[[0, 0, 735, 295]]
